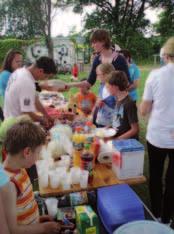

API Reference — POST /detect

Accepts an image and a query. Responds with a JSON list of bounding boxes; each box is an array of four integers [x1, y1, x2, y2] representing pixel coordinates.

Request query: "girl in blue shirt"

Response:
[[120, 49, 140, 102], [0, 49, 23, 120], [0, 50, 23, 118]]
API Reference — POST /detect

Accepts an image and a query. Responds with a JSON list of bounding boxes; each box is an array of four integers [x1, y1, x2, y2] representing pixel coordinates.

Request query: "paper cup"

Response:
[[49, 170, 60, 189], [80, 170, 89, 188], [45, 198, 58, 218], [70, 167, 81, 184], [38, 169, 48, 188], [62, 173, 71, 190]]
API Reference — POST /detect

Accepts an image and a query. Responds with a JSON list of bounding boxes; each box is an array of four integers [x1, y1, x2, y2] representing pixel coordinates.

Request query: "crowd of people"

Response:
[[0, 28, 174, 233]]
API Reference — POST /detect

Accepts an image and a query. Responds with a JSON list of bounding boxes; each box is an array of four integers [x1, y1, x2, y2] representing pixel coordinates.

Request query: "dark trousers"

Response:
[[147, 141, 174, 223]]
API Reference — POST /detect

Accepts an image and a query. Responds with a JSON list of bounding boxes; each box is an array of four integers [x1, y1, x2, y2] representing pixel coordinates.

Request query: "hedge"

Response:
[[0, 38, 35, 65]]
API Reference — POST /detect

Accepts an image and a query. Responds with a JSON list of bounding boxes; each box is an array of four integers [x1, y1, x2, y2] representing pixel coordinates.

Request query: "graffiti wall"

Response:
[[26, 36, 76, 73]]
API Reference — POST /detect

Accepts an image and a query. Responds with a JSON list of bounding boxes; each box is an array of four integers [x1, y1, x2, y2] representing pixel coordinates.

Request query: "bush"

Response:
[[0, 38, 34, 65]]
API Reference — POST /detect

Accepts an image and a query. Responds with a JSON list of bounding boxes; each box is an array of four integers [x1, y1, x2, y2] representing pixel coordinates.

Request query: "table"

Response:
[[39, 163, 146, 197]]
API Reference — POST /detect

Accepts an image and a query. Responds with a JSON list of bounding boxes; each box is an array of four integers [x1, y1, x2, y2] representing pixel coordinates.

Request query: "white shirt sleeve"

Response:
[[142, 71, 155, 101], [19, 84, 36, 113]]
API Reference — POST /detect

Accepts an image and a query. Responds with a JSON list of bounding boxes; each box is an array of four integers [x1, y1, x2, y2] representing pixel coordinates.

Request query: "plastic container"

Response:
[[112, 139, 144, 179], [75, 205, 99, 234], [113, 220, 174, 234], [97, 184, 145, 234]]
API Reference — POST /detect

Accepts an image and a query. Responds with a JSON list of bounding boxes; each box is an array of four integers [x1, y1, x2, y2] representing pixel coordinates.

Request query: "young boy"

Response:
[[72, 79, 96, 116], [107, 71, 139, 139], [3, 121, 60, 234]]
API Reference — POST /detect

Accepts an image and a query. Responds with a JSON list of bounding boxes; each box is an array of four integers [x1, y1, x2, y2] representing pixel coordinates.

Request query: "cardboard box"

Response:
[[75, 205, 99, 234]]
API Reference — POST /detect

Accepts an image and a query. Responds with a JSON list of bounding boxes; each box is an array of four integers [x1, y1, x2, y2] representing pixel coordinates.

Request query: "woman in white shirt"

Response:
[[140, 37, 174, 225]]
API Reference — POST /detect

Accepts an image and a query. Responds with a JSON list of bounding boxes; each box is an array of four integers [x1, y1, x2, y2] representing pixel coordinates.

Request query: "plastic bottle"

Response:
[[81, 144, 94, 183], [72, 127, 85, 167], [91, 137, 100, 167]]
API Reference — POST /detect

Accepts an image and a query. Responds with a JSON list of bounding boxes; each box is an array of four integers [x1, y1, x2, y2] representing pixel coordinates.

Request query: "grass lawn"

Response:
[[57, 64, 159, 208]]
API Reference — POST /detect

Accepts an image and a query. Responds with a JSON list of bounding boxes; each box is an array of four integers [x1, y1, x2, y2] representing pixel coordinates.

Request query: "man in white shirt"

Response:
[[4, 56, 57, 127], [140, 37, 174, 225]]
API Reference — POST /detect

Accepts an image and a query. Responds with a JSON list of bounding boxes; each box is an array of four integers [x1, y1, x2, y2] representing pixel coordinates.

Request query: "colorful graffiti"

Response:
[[26, 37, 76, 73]]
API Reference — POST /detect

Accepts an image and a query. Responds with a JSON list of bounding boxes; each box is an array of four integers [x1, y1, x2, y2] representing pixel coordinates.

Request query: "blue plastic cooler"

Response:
[[97, 184, 145, 234]]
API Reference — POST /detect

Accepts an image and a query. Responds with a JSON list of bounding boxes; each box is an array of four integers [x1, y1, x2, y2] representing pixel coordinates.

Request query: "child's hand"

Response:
[[42, 221, 61, 234], [40, 215, 53, 223]]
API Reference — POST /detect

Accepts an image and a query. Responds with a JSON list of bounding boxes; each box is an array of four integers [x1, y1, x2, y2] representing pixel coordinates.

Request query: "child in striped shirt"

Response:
[[3, 121, 60, 234]]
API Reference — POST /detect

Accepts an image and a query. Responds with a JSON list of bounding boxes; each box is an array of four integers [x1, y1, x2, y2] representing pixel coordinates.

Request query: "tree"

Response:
[[154, 0, 174, 41], [66, 1, 150, 46], [0, 0, 60, 58]]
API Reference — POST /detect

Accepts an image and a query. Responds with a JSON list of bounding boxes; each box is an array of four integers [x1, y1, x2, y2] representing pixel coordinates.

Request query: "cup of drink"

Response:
[[49, 170, 60, 189], [80, 170, 89, 188], [70, 167, 81, 184], [62, 173, 71, 190], [45, 198, 58, 218], [38, 169, 49, 188]]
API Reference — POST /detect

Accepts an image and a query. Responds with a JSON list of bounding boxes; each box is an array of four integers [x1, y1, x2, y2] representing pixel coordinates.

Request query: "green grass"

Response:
[[57, 64, 159, 207]]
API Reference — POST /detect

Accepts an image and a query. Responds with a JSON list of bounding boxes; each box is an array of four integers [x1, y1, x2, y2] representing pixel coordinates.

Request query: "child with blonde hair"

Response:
[[93, 63, 116, 127]]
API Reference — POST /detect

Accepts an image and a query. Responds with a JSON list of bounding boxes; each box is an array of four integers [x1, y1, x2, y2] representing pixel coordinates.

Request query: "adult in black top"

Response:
[[87, 52, 130, 86], [67, 29, 130, 89]]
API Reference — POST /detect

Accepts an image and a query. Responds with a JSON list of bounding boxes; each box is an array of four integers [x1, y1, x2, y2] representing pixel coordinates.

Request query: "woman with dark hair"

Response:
[[0, 49, 23, 120], [67, 29, 130, 89]]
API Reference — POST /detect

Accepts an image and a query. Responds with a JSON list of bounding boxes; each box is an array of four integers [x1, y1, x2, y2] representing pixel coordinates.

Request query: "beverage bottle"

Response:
[[72, 127, 85, 167], [81, 143, 94, 183], [91, 137, 100, 167]]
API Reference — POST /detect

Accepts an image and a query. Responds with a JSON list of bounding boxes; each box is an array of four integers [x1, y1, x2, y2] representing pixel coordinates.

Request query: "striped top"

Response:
[[5, 168, 39, 225]]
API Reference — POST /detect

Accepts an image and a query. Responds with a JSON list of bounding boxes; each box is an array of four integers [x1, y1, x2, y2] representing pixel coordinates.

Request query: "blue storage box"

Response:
[[112, 139, 144, 179], [97, 184, 145, 234]]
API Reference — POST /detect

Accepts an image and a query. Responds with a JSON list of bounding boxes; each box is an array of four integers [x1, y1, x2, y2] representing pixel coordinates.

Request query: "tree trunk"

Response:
[[45, 36, 54, 59], [46, 0, 54, 59]]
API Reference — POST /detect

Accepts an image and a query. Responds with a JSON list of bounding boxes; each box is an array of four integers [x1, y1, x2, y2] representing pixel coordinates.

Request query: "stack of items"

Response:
[[97, 184, 145, 233], [49, 191, 99, 234], [72, 123, 100, 186]]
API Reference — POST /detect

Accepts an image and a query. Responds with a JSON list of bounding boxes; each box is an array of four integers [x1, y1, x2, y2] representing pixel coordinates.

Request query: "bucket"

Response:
[[113, 220, 174, 234]]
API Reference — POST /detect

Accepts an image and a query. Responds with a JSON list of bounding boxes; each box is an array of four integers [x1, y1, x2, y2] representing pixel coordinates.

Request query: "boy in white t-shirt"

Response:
[[4, 56, 57, 128]]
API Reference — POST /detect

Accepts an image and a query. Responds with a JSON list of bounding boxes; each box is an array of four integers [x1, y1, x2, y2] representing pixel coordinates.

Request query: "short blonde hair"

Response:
[[97, 63, 115, 81], [163, 37, 174, 57]]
